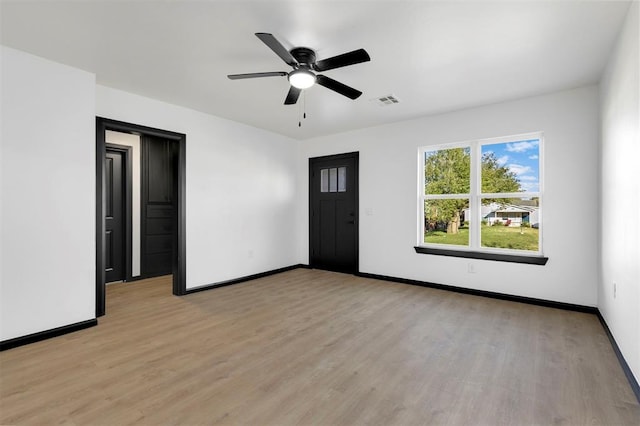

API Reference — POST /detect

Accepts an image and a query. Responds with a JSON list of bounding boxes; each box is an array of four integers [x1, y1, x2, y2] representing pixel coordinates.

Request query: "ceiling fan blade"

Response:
[[314, 49, 370, 72], [255, 33, 297, 67], [227, 71, 287, 80], [284, 86, 301, 105], [316, 75, 362, 100]]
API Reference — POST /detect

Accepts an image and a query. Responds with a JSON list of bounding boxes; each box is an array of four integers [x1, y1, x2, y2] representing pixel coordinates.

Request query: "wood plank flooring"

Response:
[[1, 268, 639, 425]]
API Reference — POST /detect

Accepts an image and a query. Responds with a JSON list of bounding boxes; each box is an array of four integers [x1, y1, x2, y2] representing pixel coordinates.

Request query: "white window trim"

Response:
[[417, 132, 544, 258]]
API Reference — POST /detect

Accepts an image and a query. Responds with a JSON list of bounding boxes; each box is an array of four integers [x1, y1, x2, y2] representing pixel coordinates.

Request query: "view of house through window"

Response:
[[419, 133, 542, 255]]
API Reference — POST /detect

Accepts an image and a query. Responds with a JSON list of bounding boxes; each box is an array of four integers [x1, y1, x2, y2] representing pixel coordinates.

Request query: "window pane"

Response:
[[320, 169, 328, 192], [425, 147, 470, 195], [481, 139, 539, 193], [480, 198, 539, 251], [338, 167, 346, 192], [329, 168, 337, 192], [424, 199, 469, 246]]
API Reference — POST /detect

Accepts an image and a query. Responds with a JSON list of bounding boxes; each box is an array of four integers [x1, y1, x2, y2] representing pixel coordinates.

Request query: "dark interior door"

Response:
[[309, 152, 358, 273], [142, 136, 178, 278], [105, 150, 125, 282]]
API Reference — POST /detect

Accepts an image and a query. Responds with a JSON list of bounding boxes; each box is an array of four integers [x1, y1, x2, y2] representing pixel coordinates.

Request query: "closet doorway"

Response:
[[96, 118, 186, 317]]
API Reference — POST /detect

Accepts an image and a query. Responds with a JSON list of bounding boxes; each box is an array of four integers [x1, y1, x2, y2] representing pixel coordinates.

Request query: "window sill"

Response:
[[414, 246, 548, 265]]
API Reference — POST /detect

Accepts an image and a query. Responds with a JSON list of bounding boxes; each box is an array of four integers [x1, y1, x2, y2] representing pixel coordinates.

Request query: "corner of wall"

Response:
[[597, 0, 640, 385]]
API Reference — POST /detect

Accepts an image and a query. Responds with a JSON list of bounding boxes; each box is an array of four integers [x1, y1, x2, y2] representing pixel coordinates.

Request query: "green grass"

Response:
[[425, 225, 539, 251], [425, 228, 470, 246]]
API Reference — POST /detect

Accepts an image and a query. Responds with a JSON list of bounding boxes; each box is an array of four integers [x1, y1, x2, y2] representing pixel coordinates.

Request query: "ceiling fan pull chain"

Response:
[[298, 91, 306, 127]]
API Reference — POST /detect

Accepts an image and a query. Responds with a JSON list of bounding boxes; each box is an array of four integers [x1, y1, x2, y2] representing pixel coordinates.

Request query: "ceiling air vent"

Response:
[[373, 94, 400, 106]]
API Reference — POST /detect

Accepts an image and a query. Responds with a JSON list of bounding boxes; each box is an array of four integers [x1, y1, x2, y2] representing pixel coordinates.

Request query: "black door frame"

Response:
[[96, 117, 187, 317], [308, 152, 359, 273], [105, 143, 133, 283]]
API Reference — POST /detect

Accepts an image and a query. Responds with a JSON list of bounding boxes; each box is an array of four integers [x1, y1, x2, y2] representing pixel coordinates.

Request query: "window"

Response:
[[417, 133, 545, 263], [320, 167, 347, 193]]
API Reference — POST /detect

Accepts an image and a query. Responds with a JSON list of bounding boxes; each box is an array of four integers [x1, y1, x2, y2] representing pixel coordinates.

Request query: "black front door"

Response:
[[105, 149, 125, 283], [309, 152, 359, 273]]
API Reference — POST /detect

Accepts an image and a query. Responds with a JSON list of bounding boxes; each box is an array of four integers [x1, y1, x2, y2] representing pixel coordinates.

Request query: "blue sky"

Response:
[[482, 139, 540, 192]]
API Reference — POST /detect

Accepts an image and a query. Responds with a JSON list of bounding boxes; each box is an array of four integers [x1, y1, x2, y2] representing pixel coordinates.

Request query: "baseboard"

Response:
[[355, 271, 598, 314], [596, 311, 640, 404], [0, 319, 98, 352], [184, 264, 308, 294]]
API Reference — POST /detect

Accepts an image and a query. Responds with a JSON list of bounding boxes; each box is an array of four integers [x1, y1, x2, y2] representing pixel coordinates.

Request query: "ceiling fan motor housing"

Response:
[[290, 47, 316, 68]]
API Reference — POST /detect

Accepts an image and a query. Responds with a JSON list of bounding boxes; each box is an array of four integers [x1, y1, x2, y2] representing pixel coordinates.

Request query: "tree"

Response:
[[481, 152, 520, 194], [425, 149, 521, 234], [424, 148, 470, 234]]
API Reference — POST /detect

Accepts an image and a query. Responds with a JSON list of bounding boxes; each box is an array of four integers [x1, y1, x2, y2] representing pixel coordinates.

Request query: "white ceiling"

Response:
[[0, 1, 631, 140]]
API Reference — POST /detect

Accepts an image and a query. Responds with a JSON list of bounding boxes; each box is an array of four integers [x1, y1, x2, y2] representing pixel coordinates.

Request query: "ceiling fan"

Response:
[[228, 33, 370, 105]]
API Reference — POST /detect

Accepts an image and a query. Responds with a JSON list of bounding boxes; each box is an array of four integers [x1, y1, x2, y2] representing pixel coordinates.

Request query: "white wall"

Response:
[[105, 130, 141, 278], [298, 86, 600, 307], [0, 46, 96, 341], [1, 47, 299, 341], [599, 1, 639, 383], [96, 86, 299, 289]]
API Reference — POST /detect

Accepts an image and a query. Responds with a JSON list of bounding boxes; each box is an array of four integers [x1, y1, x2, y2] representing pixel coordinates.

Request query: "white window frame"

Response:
[[418, 132, 544, 257]]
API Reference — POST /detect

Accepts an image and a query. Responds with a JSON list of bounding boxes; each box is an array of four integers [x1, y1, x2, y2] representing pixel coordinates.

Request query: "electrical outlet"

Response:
[[613, 282, 617, 299], [467, 263, 476, 274]]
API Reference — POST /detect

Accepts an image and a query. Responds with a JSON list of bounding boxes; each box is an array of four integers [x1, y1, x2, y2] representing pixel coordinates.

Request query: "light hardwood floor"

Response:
[[1, 269, 639, 425]]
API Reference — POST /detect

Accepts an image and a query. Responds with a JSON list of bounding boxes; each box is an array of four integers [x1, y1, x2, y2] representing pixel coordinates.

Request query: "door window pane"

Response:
[[338, 167, 346, 192], [329, 168, 338, 192], [320, 169, 328, 193]]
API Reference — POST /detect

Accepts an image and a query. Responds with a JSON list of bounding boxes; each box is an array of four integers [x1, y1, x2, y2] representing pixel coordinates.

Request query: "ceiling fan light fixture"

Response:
[[288, 69, 316, 89]]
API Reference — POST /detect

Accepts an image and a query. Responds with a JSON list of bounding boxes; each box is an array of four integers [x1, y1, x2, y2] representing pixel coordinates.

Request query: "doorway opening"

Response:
[[309, 152, 359, 274], [96, 117, 186, 317]]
